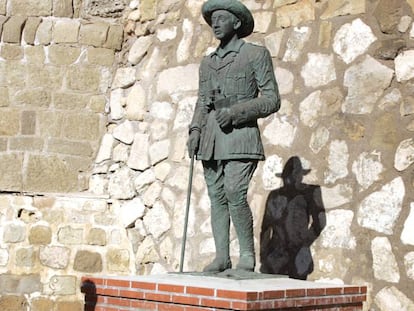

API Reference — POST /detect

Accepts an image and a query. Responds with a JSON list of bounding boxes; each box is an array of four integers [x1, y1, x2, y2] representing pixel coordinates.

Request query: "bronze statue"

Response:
[[187, 0, 280, 272]]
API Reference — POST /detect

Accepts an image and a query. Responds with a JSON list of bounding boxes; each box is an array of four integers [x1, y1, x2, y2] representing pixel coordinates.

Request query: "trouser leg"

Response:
[[202, 160, 231, 272], [224, 160, 258, 271]]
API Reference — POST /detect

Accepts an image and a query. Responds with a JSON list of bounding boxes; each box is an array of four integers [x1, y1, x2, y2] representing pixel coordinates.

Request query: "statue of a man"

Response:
[[187, 0, 281, 272]]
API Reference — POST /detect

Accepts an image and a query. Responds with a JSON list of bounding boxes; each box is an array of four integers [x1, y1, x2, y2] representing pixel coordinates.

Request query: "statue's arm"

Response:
[[189, 60, 208, 132], [230, 46, 281, 126]]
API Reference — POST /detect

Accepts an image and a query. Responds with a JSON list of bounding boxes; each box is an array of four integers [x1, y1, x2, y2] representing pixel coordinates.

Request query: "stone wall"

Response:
[[1, 0, 414, 310], [0, 193, 134, 310], [0, 0, 123, 192]]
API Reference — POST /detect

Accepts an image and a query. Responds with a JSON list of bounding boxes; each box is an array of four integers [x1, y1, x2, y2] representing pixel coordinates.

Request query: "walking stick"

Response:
[[179, 154, 195, 272]]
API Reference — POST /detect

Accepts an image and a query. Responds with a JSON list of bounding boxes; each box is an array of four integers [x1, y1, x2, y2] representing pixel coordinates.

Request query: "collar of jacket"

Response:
[[210, 39, 245, 58]]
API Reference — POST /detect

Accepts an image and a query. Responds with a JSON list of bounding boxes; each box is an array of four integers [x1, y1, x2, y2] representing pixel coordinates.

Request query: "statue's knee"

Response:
[[207, 185, 226, 204], [224, 186, 240, 203]]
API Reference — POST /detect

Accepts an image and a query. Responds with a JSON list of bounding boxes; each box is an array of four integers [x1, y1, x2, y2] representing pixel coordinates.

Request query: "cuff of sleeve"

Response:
[[189, 126, 201, 133], [230, 106, 249, 126]]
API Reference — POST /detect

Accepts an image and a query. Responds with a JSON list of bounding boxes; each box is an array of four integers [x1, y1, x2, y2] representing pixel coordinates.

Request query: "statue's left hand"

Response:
[[215, 108, 232, 128]]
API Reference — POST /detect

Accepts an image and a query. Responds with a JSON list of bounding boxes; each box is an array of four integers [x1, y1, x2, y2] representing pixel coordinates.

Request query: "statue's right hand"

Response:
[[187, 130, 201, 158]]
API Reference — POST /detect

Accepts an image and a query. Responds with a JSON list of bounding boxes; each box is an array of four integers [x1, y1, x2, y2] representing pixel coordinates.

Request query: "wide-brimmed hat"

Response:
[[276, 156, 311, 178], [201, 0, 254, 38]]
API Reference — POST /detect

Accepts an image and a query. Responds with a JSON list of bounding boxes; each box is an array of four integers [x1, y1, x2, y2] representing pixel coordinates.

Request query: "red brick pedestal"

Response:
[[81, 273, 367, 311]]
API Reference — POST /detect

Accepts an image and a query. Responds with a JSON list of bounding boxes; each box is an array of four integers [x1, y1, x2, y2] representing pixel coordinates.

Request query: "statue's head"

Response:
[[201, 0, 254, 38]]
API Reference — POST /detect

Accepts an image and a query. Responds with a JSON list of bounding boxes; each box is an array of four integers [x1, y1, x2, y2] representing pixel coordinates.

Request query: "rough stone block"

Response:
[[33, 196, 55, 209], [28, 225, 52, 244], [375, 38, 406, 60], [79, 22, 109, 47], [9, 137, 44, 152], [319, 21, 332, 48], [87, 47, 115, 66], [24, 155, 78, 192], [66, 65, 101, 92], [3, 16, 26, 43], [36, 19, 52, 45], [38, 111, 64, 137], [10, 0, 52, 16], [15, 247, 36, 267], [39, 245, 70, 269], [321, 0, 365, 19], [0, 274, 41, 294], [53, 19, 79, 43], [0, 87, 9, 106], [53, 92, 89, 110], [374, 0, 402, 34], [106, 248, 130, 272], [57, 226, 83, 244], [21, 110, 36, 135], [0, 137, 6, 151], [62, 113, 101, 140], [87, 227, 106, 246], [3, 222, 26, 243], [0, 15, 7, 38], [88, 95, 106, 113], [31, 297, 54, 311], [112, 67, 136, 89], [45, 275, 76, 295], [83, 0, 126, 18], [140, 0, 157, 21], [0, 154, 23, 191], [0, 0, 6, 15], [74, 250, 103, 272], [48, 44, 81, 65], [23, 17, 41, 45], [14, 88, 51, 107], [156, 63, 199, 95], [27, 64, 63, 89], [53, 0, 73, 17], [0, 44, 23, 60], [276, 0, 315, 28], [42, 209, 64, 225], [94, 213, 116, 226], [408, 0, 414, 13], [83, 199, 108, 212], [65, 206, 93, 223], [55, 301, 83, 311], [104, 24, 123, 50], [6, 61, 26, 87], [0, 295, 27, 310], [128, 35, 154, 65], [24, 46, 46, 64], [47, 138, 93, 157]]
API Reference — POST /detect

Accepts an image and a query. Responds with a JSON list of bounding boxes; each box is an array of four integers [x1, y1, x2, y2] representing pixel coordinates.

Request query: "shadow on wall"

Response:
[[260, 156, 326, 280], [81, 279, 97, 311]]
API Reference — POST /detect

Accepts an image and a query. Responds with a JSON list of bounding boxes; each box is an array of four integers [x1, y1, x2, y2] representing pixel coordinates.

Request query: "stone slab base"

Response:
[[81, 273, 367, 311]]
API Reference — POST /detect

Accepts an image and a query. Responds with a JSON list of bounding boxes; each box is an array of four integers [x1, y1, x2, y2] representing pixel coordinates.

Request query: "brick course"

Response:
[[81, 275, 367, 311]]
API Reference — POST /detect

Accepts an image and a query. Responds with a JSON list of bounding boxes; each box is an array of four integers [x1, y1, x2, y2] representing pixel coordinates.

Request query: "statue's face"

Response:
[[211, 10, 239, 41]]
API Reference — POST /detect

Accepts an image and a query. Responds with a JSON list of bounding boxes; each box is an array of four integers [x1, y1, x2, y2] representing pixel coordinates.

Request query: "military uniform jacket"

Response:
[[190, 39, 280, 161]]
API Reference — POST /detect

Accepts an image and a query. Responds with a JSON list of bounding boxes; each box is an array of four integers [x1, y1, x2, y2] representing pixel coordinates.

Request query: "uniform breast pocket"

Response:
[[226, 72, 246, 96]]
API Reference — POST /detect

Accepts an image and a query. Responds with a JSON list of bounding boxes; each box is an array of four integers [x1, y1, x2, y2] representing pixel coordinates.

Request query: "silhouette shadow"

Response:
[[81, 279, 97, 311], [260, 156, 326, 280]]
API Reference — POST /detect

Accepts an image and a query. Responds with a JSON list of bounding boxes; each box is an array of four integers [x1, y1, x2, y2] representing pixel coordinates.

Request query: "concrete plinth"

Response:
[[81, 273, 367, 311]]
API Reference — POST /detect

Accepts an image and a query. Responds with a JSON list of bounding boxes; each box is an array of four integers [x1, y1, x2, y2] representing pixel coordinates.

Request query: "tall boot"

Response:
[[230, 204, 255, 271], [203, 205, 232, 272]]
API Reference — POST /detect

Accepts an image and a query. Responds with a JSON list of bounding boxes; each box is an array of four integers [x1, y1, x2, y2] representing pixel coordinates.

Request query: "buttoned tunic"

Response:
[[190, 40, 280, 161]]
